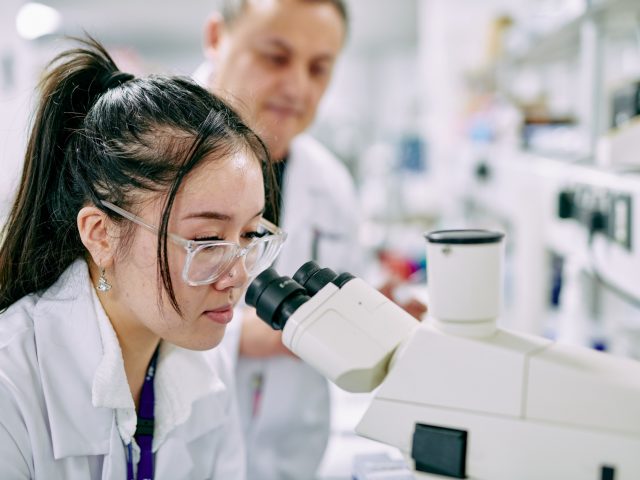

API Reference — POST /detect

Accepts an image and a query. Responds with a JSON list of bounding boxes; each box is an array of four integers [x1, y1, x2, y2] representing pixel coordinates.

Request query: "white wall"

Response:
[[418, 0, 515, 205], [0, 1, 35, 223]]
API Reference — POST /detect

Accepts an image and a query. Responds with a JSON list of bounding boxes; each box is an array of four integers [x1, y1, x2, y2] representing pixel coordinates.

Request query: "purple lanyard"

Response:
[[127, 347, 159, 480]]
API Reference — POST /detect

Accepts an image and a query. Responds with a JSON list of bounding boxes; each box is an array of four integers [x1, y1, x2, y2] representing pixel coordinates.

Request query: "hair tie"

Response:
[[104, 71, 134, 91]]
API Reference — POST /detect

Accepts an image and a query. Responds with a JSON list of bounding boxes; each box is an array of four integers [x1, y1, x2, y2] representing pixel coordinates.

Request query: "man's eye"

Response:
[[310, 64, 329, 77], [264, 53, 287, 66]]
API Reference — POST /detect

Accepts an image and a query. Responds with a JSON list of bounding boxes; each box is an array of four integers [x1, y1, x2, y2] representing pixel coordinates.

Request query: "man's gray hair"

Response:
[[221, 0, 349, 30]]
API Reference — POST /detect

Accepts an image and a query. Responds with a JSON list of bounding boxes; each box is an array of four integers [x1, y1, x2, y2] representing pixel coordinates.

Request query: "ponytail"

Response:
[[0, 38, 129, 311]]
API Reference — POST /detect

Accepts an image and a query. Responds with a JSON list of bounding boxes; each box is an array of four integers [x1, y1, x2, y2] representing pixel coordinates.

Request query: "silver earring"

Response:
[[228, 270, 234, 278], [97, 267, 112, 292]]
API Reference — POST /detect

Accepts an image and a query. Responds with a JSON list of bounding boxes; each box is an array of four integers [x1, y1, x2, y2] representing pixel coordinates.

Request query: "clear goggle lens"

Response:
[[184, 234, 284, 286]]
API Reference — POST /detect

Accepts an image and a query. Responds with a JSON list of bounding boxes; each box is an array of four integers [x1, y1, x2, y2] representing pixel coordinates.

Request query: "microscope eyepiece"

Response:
[[292, 261, 338, 295], [246, 262, 358, 330], [245, 268, 280, 307], [245, 268, 310, 330], [291, 261, 324, 286], [293, 261, 354, 295]]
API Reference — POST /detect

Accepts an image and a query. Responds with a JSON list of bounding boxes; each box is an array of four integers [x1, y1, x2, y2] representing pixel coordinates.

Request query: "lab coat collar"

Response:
[[90, 292, 136, 445], [33, 259, 113, 459], [193, 61, 213, 88], [90, 277, 226, 451], [34, 259, 228, 461], [153, 342, 226, 450]]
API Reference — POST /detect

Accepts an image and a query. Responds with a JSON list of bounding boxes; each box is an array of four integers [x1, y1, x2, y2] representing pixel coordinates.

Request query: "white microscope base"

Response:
[[357, 397, 640, 480]]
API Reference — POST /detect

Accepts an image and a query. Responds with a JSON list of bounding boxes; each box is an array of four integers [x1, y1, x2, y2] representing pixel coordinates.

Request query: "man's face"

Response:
[[209, 0, 345, 160]]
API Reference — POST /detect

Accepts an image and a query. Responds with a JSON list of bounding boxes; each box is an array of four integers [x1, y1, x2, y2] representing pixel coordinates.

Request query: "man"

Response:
[[197, 1, 425, 478]]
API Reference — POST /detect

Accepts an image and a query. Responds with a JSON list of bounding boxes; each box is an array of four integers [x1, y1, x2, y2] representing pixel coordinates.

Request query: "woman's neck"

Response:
[[99, 306, 159, 409], [119, 330, 160, 409], [90, 263, 160, 409]]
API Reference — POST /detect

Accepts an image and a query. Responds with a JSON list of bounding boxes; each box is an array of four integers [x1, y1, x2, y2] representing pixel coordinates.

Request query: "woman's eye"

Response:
[[244, 230, 266, 240], [194, 235, 223, 242]]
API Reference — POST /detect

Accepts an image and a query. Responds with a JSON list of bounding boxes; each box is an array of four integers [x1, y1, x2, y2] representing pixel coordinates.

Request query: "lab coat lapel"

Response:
[[153, 343, 225, 448], [278, 139, 322, 275], [281, 138, 320, 234], [152, 346, 229, 479], [101, 416, 127, 480], [279, 136, 336, 275], [154, 437, 195, 478], [33, 260, 113, 459], [152, 390, 227, 479]]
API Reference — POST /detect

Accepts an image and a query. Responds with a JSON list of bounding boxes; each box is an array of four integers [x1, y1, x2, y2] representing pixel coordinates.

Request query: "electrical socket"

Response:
[[610, 194, 632, 250], [558, 185, 633, 251]]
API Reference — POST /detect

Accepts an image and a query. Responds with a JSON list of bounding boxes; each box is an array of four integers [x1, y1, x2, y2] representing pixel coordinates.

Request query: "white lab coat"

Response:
[[0, 259, 246, 480], [228, 135, 362, 480]]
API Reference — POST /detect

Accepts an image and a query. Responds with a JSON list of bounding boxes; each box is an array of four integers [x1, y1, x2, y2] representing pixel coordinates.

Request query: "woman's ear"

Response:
[[77, 206, 116, 268], [204, 12, 225, 60]]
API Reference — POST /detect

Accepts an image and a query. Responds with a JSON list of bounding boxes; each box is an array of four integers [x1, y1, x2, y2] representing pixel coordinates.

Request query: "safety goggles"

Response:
[[101, 200, 286, 286]]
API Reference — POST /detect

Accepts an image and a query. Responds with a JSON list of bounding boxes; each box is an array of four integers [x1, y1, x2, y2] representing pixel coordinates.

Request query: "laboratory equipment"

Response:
[[246, 230, 640, 479]]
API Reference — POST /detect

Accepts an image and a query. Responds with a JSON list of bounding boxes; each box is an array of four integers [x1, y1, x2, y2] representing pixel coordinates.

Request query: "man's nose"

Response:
[[280, 62, 310, 100]]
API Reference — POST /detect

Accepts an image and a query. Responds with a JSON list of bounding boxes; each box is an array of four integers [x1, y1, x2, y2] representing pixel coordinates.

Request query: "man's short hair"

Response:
[[221, 0, 349, 30]]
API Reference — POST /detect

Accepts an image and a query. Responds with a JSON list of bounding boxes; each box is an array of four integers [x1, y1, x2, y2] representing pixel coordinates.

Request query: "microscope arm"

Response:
[[280, 277, 419, 393]]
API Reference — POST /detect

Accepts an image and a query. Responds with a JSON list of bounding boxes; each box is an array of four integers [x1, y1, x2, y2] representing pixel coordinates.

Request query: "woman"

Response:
[[0, 38, 284, 479]]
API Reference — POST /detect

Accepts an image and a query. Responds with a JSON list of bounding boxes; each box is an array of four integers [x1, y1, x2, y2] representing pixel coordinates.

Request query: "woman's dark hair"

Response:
[[0, 37, 272, 313]]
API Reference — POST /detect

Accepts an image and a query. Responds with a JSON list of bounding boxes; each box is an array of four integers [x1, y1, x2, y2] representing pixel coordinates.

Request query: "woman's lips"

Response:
[[204, 305, 234, 325]]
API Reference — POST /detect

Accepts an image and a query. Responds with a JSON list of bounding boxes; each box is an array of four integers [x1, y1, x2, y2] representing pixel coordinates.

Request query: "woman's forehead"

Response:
[[172, 153, 265, 220]]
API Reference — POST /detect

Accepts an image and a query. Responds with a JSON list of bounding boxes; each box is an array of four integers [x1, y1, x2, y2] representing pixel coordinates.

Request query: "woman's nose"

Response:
[[213, 254, 250, 290]]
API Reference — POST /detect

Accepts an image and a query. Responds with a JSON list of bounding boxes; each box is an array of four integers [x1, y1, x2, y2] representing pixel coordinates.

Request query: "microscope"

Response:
[[246, 230, 640, 480]]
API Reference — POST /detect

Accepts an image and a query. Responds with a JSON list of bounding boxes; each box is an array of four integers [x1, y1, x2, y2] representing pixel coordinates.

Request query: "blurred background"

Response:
[[2, 0, 640, 477]]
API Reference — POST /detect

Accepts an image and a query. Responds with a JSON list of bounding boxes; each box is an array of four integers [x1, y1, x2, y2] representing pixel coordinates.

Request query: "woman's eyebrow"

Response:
[[251, 208, 265, 219], [183, 208, 265, 221], [183, 211, 232, 221]]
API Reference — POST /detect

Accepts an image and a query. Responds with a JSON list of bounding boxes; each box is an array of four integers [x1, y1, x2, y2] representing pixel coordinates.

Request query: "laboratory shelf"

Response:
[[506, 0, 640, 65]]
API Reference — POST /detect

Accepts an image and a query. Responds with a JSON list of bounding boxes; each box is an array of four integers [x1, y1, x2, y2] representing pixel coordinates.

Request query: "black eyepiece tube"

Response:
[[293, 261, 340, 296], [245, 268, 310, 330]]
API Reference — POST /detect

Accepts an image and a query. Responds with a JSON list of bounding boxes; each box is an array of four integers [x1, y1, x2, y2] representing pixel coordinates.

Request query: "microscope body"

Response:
[[247, 231, 640, 479], [359, 322, 640, 479], [278, 276, 640, 479]]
